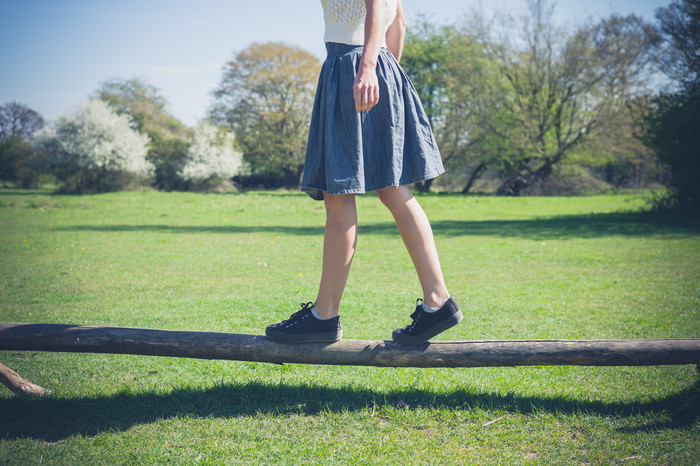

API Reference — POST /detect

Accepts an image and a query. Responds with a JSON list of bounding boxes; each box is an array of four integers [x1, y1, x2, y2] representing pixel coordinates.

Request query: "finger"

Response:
[[370, 85, 379, 108], [366, 86, 375, 111], [353, 85, 361, 113]]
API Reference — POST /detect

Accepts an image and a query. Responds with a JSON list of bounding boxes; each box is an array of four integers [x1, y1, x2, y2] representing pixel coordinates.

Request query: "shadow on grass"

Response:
[[1, 376, 698, 441], [55, 211, 700, 240], [0, 189, 54, 196]]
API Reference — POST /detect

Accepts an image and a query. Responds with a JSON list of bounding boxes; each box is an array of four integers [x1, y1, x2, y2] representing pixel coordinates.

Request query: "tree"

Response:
[[402, 20, 451, 134], [179, 123, 242, 190], [210, 42, 320, 188], [578, 96, 659, 189], [655, 0, 700, 84], [401, 4, 659, 195], [0, 103, 47, 188], [36, 100, 152, 193], [0, 136, 45, 188], [645, 86, 699, 211], [0, 102, 45, 142], [644, 0, 700, 212], [402, 21, 495, 193], [489, 1, 659, 195], [95, 78, 191, 190]]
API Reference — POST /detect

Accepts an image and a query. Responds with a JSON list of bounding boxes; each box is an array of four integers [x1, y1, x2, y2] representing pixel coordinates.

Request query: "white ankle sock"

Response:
[[422, 301, 440, 313], [310, 305, 332, 320]]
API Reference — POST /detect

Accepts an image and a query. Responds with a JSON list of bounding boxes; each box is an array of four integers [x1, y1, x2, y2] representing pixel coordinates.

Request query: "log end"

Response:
[[0, 362, 51, 397]]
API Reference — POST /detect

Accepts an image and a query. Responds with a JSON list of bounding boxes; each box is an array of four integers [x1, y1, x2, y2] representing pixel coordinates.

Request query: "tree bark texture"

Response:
[[1, 322, 699, 368]]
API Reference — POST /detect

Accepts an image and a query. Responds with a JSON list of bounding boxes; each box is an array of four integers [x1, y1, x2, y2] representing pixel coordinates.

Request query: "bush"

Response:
[[232, 171, 293, 190], [36, 100, 152, 193], [178, 123, 241, 191], [526, 164, 613, 196], [0, 136, 47, 189]]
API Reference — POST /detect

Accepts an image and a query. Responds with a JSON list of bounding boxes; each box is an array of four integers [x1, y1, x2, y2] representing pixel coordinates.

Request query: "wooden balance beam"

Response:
[[1, 322, 699, 395], [1, 321, 699, 369], [2, 322, 699, 368]]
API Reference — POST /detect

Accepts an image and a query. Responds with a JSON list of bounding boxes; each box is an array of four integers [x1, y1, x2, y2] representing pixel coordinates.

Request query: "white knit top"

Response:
[[321, 0, 398, 47]]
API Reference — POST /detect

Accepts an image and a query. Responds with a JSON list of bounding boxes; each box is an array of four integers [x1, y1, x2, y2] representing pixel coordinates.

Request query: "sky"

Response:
[[0, 0, 669, 127]]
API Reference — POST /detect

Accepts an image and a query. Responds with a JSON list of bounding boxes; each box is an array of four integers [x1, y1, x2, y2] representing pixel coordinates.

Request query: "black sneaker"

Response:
[[266, 302, 343, 344], [392, 297, 462, 345]]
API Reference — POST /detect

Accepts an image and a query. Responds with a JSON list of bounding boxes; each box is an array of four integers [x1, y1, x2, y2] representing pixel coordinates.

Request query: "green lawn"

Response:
[[1, 189, 699, 464]]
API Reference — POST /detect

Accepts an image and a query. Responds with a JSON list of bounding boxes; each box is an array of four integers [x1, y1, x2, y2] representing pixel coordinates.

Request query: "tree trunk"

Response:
[[496, 159, 556, 196], [414, 178, 434, 193], [1, 322, 698, 369], [461, 163, 487, 194], [496, 172, 529, 196]]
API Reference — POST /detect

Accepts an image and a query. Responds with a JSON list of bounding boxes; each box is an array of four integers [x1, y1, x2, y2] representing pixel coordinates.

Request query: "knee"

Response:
[[376, 186, 413, 210], [324, 193, 356, 217]]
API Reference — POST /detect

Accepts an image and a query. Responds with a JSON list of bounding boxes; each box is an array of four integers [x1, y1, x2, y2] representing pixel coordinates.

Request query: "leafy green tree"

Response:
[[578, 96, 659, 189], [401, 22, 450, 192], [402, 21, 502, 193], [490, 1, 660, 195], [0, 136, 44, 188], [645, 86, 699, 210], [644, 0, 700, 212], [403, 3, 659, 195], [0, 102, 47, 188], [210, 42, 320, 188], [402, 21, 450, 133], [95, 78, 191, 190], [654, 0, 700, 84]]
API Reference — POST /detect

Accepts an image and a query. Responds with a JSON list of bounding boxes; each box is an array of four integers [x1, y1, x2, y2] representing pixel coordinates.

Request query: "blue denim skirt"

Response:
[[301, 42, 444, 200]]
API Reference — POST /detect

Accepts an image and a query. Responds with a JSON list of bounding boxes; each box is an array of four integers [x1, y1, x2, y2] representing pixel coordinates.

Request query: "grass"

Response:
[[0, 189, 699, 464]]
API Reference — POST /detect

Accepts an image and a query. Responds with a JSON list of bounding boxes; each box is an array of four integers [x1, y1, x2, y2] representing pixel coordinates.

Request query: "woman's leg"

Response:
[[376, 186, 450, 308], [314, 193, 358, 319]]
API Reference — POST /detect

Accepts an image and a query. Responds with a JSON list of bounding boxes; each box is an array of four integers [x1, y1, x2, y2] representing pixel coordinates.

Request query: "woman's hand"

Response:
[[353, 63, 380, 112], [354, 0, 385, 113]]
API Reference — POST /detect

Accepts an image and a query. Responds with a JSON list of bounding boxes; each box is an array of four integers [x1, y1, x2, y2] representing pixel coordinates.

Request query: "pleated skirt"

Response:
[[301, 42, 444, 200]]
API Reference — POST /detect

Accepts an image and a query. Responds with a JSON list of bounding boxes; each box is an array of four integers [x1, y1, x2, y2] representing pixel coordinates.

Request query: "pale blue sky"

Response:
[[0, 0, 668, 127]]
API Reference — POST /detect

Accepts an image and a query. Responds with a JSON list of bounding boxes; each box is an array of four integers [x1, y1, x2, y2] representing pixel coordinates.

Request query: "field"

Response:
[[1, 189, 699, 464]]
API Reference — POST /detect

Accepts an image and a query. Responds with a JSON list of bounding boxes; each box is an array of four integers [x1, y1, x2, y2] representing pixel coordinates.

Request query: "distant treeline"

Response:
[[0, 0, 697, 211]]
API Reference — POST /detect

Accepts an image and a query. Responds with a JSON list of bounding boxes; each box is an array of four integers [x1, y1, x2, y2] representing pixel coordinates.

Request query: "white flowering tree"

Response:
[[36, 100, 152, 193], [179, 123, 241, 190]]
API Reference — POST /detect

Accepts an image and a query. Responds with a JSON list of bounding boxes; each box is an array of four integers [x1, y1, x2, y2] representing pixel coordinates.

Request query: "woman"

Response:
[[266, 0, 461, 345]]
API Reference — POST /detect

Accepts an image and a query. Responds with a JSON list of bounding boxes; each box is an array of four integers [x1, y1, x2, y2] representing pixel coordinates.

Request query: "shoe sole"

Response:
[[391, 310, 463, 345], [265, 327, 343, 344]]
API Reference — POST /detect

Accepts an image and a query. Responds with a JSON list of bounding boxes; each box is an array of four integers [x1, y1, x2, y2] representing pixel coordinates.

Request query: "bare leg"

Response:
[[376, 186, 450, 308], [314, 193, 357, 319]]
